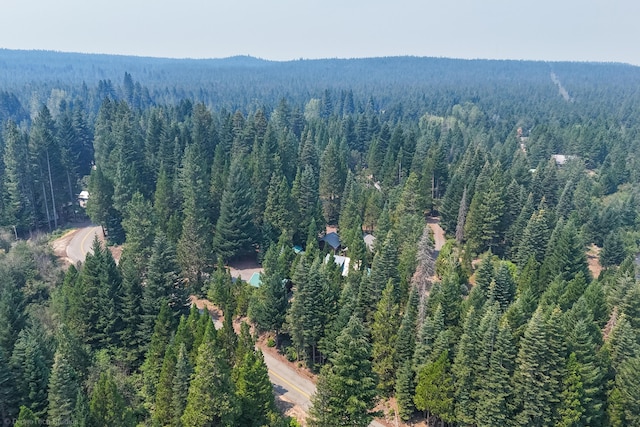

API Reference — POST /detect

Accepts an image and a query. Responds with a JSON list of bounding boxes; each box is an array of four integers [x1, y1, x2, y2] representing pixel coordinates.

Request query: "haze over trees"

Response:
[[1, 49, 640, 425]]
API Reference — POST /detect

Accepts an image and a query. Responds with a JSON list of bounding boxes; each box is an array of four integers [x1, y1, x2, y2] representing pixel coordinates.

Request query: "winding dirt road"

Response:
[[427, 216, 446, 251]]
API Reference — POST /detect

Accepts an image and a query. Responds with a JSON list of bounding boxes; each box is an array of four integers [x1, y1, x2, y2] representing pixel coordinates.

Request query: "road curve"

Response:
[[69, 227, 386, 426], [66, 225, 102, 264], [262, 350, 385, 427]]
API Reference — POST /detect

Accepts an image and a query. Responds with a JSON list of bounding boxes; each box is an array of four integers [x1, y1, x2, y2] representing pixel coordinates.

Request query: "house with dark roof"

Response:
[[320, 232, 341, 252]]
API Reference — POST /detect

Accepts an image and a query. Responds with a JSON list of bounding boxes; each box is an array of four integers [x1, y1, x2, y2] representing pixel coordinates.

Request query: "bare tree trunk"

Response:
[[67, 170, 76, 220], [46, 149, 58, 228], [455, 187, 468, 245], [413, 224, 436, 324], [394, 399, 400, 427], [431, 174, 435, 201], [25, 180, 38, 232], [41, 180, 51, 231]]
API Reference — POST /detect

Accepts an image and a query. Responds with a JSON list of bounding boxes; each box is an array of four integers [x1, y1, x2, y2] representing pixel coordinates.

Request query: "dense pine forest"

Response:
[[2, 49, 640, 426]]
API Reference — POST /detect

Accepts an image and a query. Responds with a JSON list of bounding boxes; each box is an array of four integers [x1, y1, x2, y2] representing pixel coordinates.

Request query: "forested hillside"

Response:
[[1, 50, 640, 426]]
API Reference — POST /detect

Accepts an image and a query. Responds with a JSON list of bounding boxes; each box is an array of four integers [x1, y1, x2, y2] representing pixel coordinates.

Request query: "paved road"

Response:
[[66, 225, 101, 263], [262, 350, 315, 412], [261, 351, 385, 427], [69, 226, 386, 427]]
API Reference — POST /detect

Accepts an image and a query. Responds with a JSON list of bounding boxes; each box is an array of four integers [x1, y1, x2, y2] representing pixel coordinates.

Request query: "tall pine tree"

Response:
[[308, 315, 378, 427], [181, 323, 237, 426], [213, 155, 256, 261]]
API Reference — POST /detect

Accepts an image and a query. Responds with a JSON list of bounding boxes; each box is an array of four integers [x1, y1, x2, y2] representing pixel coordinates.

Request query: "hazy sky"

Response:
[[1, 0, 638, 65]]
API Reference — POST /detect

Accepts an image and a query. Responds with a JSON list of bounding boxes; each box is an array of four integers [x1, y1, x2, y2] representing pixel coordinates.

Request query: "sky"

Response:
[[1, 0, 639, 65]]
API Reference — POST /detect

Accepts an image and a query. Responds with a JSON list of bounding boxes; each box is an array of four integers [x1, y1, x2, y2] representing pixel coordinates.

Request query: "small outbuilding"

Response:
[[324, 253, 351, 277], [551, 154, 577, 166], [78, 191, 89, 208], [248, 272, 262, 287]]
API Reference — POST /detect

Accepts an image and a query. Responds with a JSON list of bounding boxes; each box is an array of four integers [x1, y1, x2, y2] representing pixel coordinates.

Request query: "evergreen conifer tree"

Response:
[[94, 246, 123, 350], [291, 164, 322, 244], [213, 155, 257, 261], [144, 233, 187, 335], [308, 315, 378, 427], [413, 304, 445, 371], [513, 308, 566, 426], [439, 272, 463, 328], [611, 355, 640, 426], [372, 280, 400, 395], [452, 307, 481, 425], [141, 305, 174, 409], [396, 286, 419, 367], [600, 230, 626, 268], [298, 257, 329, 366], [464, 166, 506, 256], [516, 208, 551, 266], [234, 350, 277, 427], [558, 271, 589, 312], [287, 253, 311, 359], [153, 165, 176, 238], [395, 360, 415, 421], [89, 372, 135, 427], [319, 273, 359, 359], [10, 327, 50, 418], [489, 262, 516, 312], [248, 242, 288, 341], [76, 237, 106, 346], [2, 121, 35, 233], [171, 343, 192, 425], [516, 256, 542, 300], [15, 406, 38, 427], [319, 138, 346, 224], [263, 174, 294, 245], [0, 346, 17, 421], [47, 349, 80, 426], [177, 142, 213, 291], [505, 192, 534, 257], [557, 353, 586, 427], [0, 276, 25, 359], [30, 104, 64, 231], [474, 320, 516, 427], [117, 255, 145, 369], [181, 323, 237, 426], [152, 342, 177, 427], [474, 253, 494, 293], [364, 231, 400, 323], [414, 350, 455, 424], [120, 191, 154, 271], [71, 389, 89, 427], [541, 220, 589, 284]]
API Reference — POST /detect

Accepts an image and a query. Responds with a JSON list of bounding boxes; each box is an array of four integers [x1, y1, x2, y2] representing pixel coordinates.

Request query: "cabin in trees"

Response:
[[320, 232, 342, 253]]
